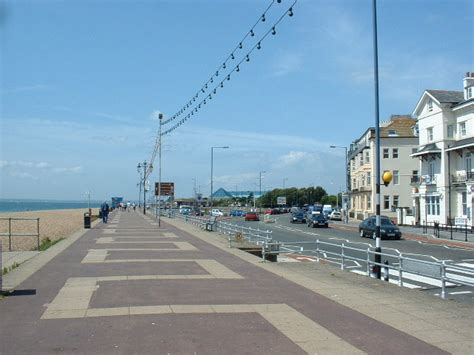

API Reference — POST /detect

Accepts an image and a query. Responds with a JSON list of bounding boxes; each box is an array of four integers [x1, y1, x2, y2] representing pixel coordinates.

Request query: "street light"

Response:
[[137, 161, 152, 215], [330, 145, 348, 223], [210, 146, 229, 209], [283, 178, 288, 189], [259, 171, 266, 213]]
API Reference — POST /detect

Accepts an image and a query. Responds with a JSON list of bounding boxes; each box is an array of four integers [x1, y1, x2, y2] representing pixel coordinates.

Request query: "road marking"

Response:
[[350, 270, 421, 289], [447, 291, 473, 295], [456, 262, 474, 269]]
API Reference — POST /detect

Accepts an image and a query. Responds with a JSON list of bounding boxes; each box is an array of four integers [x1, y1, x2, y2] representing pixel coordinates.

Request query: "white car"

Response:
[[211, 208, 224, 217], [329, 210, 342, 221]]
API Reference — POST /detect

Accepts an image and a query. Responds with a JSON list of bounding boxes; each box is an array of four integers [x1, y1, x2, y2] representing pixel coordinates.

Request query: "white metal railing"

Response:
[[277, 239, 473, 299]]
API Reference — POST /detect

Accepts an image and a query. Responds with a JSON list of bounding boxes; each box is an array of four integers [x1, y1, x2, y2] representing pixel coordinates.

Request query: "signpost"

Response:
[[155, 182, 174, 196]]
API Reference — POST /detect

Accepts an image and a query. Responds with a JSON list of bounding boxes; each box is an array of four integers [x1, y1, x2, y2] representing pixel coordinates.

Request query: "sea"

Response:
[[0, 199, 102, 213]]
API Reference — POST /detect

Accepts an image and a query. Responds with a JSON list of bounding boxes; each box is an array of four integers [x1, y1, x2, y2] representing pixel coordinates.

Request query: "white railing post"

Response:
[[398, 254, 403, 287], [341, 243, 345, 270], [316, 239, 320, 262], [366, 248, 371, 276], [441, 261, 446, 299]]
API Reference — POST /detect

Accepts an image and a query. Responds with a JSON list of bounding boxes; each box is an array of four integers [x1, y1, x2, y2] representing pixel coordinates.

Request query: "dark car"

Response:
[[290, 211, 306, 224], [230, 210, 245, 217], [245, 212, 259, 221], [307, 213, 328, 228], [359, 216, 401, 240]]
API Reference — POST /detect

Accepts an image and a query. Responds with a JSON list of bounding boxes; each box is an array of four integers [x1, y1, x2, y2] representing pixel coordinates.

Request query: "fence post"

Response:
[[450, 223, 453, 240], [366, 248, 371, 276], [341, 243, 345, 270], [316, 239, 320, 262], [465, 221, 468, 242], [8, 218, 12, 251], [262, 242, 266, 262], [440, 261, 446, 299], [398, 254, 403, 287], [37, 218, 40, 251]]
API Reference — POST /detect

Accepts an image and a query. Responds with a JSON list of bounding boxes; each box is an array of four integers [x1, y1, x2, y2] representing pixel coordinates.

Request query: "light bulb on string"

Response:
[[272, 27, 276, 35], [257, 42, 261, 50], [223, 63, 226, 69], [250, 29, 255, 37], [227, 74, 230, 81], [236, 65, 240, 72], [261, 14, 265, 22], [231, 53, 235, 60], [211, 77, 214, 83], [246, 55, 250, 62], [215, 71, 219, 76], [220, 82, 224, 88], [213, 88, 216, 94], [239, 42, 243, 49], [288, 7, 293, 16]]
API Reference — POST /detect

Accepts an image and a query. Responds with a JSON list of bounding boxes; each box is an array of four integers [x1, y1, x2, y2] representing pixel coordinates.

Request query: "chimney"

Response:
[[464, 72, 474, 100]]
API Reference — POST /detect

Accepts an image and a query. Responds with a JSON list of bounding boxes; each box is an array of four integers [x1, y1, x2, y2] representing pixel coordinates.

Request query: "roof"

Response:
[[380, 115, 416, 137], [410, 143, 441, 157], [212, 188, 233, 199], [426, 90, 464, 104], [446, 137, 474, 152]]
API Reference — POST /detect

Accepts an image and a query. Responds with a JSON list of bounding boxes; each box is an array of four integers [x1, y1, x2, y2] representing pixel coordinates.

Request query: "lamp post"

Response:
[[157, 113, 163, 226], [283, 178, 288, 189], [330, 145, 348, 223], [86, 191, 91, 216], [259, 171, 266, 213], [210, 146, 229, 209], [137, 161, 152, 215]]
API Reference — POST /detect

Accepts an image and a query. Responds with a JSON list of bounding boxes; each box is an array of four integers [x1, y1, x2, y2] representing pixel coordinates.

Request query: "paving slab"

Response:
[[0, 210, 470, 354]]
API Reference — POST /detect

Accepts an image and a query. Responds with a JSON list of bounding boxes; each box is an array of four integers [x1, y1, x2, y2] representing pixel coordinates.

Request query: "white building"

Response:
[[411, 72, 474, 226], [348, 115, 419, 223]]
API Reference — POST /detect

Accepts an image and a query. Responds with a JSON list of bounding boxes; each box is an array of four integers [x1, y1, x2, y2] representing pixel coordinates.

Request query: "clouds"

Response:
[[1, 84, 50, 95], [271, 52, 303, 77], [0, 160, 83, 180]]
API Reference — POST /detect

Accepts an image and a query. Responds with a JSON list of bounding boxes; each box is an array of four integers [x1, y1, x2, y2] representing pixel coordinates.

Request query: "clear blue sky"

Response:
[[1, 0, 472, 201]]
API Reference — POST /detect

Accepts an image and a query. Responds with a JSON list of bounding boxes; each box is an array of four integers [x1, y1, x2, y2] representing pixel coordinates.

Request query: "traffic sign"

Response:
[[277, 196, 286, 205]]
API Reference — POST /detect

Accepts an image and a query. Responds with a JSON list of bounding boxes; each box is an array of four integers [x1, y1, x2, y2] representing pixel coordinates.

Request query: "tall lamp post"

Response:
[[330, 145, 348, 223], [137, 161, 152, 215], [259, 171, 266, 213], [283, 178, 288, 189], [210, 146, 229, 209]]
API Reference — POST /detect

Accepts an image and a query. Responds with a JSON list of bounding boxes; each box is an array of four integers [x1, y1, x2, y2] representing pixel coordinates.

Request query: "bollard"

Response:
[[341, 243, 345, 271], [440, 261, 446, 299], [383, 260, 389, 282]]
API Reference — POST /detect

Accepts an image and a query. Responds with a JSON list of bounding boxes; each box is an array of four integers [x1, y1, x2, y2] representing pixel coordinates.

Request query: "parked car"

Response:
[[230, 210, 245, 217], [307, 213, 328, 228], [358, 216, 402, 240], [211, 208, 224, 217], [290, 211, 306, 224], [264, 209, 273, 215], [329, 210, 342, 221], [245, 212, 259, 221]]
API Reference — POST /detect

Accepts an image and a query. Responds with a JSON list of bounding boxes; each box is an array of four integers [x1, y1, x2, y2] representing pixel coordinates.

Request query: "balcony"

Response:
[[359, 186, 372, 192], [420, 175, 437, 185], [451, 171, 474, 184]]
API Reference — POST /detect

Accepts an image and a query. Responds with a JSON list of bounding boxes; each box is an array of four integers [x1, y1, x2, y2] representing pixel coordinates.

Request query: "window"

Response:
[[393, 170, 399, 185], [467, 86, 473, 99], [462, 192, 467, 215], [427, 127, 433, 142], [447, 124, 454, 138], [428, 161, 435, 177], [360, 154, 364, 166], [365, 151, 370, 164], [392, 148, 399, 159], [425, 196, 440, 216], [412, 124, 419, 137], [412, 148, 418, 154], [367, 196, 371, 210], [459, 122, 466, 137], [466, 152, 472, 173], [383, 196, 390, 210], [427, 99, 433, 112], [383, 148, 389, 158], [366, 172, 371, 186], [393, 195, 399, 208], [388, 129, 397, 136], [352, 178, 356, 190]]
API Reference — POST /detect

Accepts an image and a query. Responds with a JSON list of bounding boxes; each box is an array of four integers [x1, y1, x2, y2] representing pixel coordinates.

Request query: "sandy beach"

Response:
[[0, 208, 99, 251]]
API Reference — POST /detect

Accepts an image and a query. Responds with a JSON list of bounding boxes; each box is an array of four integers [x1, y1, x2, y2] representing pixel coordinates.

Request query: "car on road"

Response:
[[245, 212, 259, 221], [358, 216, 402, 240], [211, 208, 224, 217], [307, 213, 328, 228], [290, 211, 306, 224], [230, 210, 245, 217], [329, 210, 342, 221]]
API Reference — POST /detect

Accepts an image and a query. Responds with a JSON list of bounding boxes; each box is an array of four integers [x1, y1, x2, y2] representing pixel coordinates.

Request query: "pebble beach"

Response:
[[0, 208, 99, 251]]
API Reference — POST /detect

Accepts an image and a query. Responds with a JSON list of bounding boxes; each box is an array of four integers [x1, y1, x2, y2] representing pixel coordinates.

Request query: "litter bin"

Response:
[[84, 212, 91, 229]]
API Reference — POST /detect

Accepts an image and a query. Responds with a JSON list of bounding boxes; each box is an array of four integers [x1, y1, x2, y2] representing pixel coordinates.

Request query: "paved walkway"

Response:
[[0, 211, 472, 354]]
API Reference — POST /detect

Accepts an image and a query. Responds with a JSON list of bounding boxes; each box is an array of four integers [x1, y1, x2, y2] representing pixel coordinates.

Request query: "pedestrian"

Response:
[[101, 201, 110, 223]]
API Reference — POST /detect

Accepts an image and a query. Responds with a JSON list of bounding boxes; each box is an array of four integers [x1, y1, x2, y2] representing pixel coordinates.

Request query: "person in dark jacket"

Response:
[[101, 201, 109, 223]]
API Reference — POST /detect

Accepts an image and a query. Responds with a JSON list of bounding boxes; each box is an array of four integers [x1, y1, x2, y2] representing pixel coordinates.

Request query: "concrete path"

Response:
[[0, 211, 472, 354]]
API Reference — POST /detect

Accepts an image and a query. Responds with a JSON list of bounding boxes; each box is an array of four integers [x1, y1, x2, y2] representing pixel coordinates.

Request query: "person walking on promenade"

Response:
[[101, 201, 110, 223]]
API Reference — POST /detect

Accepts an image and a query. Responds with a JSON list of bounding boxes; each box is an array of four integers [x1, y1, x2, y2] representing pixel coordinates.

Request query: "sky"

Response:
[[0, 0, 473, 202]]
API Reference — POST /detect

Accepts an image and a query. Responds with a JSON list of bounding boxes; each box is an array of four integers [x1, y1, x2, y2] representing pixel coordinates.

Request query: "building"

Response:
[[211, 188, 267, 200], [348, 115, 419, 222], [410, 72, 474, 226]]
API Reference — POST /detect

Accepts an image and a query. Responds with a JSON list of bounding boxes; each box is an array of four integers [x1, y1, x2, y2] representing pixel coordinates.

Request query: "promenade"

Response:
[[1, 210, 472, 354]]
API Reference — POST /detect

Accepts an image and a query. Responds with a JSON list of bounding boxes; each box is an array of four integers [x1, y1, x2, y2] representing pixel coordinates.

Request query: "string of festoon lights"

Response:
[[145, 0, 297, 178]]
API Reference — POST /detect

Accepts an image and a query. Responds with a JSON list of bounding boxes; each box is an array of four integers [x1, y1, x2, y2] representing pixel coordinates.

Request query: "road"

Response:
[[228, 213, 474, 304]]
